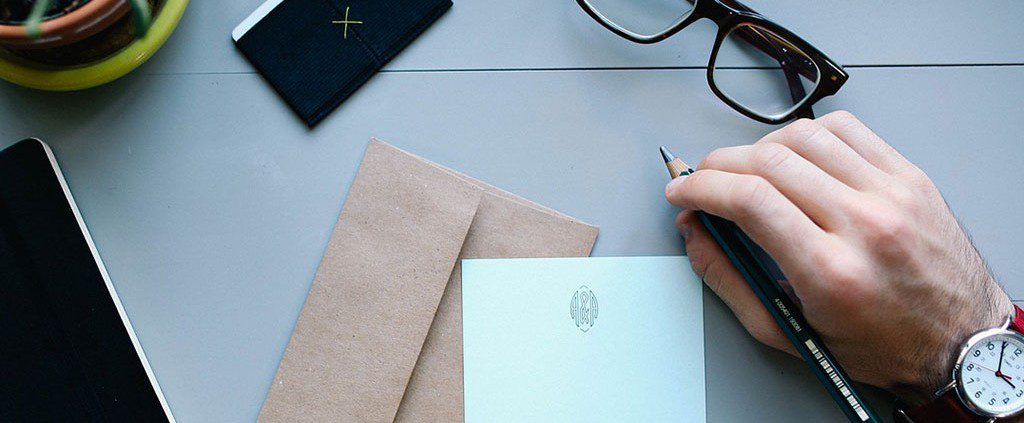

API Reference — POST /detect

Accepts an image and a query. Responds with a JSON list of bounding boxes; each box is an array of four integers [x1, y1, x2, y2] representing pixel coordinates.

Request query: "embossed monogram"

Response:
[[569, 285, 598, 332]]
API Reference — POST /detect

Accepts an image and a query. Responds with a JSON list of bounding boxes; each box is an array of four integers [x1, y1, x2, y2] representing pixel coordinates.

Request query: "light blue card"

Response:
[[462, 256, 705, 422]]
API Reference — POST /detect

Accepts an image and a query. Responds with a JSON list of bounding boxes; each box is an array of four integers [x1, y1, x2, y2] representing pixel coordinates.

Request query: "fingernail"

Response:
[[665, 174, 689, 197], [680, 222, 692, 241]]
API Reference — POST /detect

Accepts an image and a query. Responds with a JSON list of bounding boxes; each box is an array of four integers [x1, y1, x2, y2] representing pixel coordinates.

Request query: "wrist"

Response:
[[896, 295, 1015, 407]]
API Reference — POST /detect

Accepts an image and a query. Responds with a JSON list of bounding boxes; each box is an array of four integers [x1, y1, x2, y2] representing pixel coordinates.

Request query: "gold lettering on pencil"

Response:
[[775, 298, 802, 332]]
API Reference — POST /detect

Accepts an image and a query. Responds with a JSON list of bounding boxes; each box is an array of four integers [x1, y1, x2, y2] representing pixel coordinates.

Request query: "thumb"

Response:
[[678, 210, 796, 357]]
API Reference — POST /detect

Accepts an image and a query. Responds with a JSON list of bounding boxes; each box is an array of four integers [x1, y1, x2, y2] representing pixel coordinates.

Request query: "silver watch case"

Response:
[[951, 314, 1024, 419]]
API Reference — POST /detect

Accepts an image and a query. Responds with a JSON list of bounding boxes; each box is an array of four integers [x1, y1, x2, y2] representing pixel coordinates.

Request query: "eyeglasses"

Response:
[[576, 0, 849, 124]]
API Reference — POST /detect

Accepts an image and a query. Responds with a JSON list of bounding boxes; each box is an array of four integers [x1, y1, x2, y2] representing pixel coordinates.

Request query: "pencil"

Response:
[[660, 146, 880, 423]]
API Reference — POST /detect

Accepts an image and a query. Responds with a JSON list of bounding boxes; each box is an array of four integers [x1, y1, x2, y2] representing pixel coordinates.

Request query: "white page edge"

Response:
[[231, 0, 286, 42]]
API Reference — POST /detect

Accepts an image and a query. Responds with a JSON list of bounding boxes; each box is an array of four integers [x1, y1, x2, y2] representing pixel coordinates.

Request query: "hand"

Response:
[[664, 111, 1014, 404]]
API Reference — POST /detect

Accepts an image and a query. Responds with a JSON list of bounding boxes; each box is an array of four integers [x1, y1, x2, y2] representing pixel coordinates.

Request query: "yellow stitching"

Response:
[[331, 7, 364, 39]]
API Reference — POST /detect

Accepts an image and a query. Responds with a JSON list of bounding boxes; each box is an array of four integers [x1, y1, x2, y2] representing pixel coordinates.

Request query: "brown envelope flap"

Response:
[[395, 190, 599, 422], [258, 140, 484, 423], [370, 137, 598, 230]]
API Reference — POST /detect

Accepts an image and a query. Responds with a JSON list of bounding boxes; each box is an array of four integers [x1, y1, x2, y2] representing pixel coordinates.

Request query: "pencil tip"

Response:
[[659, 146, 676, 163]]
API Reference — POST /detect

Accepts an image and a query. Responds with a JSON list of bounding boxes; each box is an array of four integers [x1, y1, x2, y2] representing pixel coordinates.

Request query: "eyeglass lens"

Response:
[[581, 0, 694, 37], [581, 0, 823, 120], [711, 24, 820, 119]]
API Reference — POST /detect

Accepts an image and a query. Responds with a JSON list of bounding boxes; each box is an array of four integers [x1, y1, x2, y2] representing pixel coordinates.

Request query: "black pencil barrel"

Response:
[[695, 211, 879, 423]]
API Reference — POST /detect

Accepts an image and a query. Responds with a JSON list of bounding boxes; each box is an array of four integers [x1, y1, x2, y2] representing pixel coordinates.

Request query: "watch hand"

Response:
[[999, 370, 1023, 382], [1001, 374, 1017, 389], [977, 364, 999, 373], [1000, 341, 1007, 373]]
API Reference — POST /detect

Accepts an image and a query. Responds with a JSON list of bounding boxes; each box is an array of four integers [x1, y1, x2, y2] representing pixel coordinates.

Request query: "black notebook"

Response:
[[0, 139, 173, 421], [232, 0, 452, 127]]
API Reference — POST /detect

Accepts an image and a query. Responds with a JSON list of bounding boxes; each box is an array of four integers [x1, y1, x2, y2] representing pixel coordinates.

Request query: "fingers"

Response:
[[698, 142, 857, 231], [756, 117, 889, 191], [815, 111, 923, 180], [677, 211, 796, 356], [666, 169, 828, 281]]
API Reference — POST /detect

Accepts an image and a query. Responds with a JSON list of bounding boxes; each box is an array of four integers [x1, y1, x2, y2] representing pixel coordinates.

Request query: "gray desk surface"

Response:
[[2, 1, 1023, 421]]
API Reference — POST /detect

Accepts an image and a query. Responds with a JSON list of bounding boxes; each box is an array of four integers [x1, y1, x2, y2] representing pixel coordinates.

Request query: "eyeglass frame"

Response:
[[575, 0, 849, 124]]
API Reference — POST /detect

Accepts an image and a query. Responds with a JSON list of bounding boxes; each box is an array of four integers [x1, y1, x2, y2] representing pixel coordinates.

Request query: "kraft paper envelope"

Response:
[[396, 171, 599, 421], [259, 139, 598, 422]]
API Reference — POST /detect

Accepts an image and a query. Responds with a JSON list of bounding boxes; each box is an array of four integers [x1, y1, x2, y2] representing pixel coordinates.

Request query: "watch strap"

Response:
[[899, 305, 1024, 422], [1010, 305, 1024, 334], [901, 386, 983, 422]]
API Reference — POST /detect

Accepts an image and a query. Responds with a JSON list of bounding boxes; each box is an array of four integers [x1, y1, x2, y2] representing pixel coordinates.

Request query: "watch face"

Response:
[[956, 331, 1024, 416]]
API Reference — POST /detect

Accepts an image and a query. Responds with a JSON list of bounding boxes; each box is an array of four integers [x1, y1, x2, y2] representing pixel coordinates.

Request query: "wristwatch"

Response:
[[897, 305, 1024, 422]]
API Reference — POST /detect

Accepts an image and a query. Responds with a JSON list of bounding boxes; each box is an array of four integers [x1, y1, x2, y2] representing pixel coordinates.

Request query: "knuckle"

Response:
[[822, 110, 860, 126], [886, 184, 924, 217], [780, 118, 823, 144], [746, 321, 784, 349], [865, 211, 910, 245], [703, 259, 728, 294], [687, 246, 712, 281], [912, 173, 938, 193], [810, 243, 838, 272], [688, 244, 728, 295], [816, 256, 875, 305], [732, 176, 775, 219], [699, 148, 726, 170], [751, 143, 793, 175], [853, 205, 915, 258], [679, 210, 699, 228], [819, 258, 864, 288], [902, 166, 941, 196], [680, 210, 697, 224], [681, 170, 704, 194]]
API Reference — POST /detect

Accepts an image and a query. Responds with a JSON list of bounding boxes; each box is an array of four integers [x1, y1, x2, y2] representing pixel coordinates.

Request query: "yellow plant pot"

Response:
[[0, 0, 188, 91]]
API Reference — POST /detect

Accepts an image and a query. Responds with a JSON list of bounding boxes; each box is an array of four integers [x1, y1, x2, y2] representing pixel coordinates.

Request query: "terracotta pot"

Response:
[[0, 0, 131, 50]]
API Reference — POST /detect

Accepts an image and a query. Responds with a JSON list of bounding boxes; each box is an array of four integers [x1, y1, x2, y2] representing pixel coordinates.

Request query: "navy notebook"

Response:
[[232, 0, 452, 127]]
